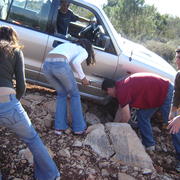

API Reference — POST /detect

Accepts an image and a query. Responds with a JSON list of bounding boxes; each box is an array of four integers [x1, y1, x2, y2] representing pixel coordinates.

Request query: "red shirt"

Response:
[[115, 73, 170, 109]]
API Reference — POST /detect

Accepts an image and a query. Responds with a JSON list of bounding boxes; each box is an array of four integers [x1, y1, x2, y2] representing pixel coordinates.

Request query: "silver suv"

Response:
[[0, 0, 176, 103]]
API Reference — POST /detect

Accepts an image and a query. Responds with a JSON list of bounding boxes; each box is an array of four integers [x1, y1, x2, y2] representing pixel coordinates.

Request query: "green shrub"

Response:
[[144, 40, 176, 66]]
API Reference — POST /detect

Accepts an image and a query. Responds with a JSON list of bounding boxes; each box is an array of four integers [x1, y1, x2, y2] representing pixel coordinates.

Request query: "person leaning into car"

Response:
[[0, 26, 60, 180], [168, 47, 180, 172], [57, 0, 92, 35], [43, 38, 95, 135]]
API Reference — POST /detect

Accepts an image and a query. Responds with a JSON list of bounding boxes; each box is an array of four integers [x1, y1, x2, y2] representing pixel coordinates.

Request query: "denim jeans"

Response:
[[172, 133, 180, 161], [0, 95, 60, 180], [43, 60, 86, 132], [137, 83, 173, 147]]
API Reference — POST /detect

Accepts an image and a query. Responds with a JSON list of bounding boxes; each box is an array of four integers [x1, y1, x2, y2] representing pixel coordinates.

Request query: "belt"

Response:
[[45, 57, 66, 62], [0, 95, 11, 103]]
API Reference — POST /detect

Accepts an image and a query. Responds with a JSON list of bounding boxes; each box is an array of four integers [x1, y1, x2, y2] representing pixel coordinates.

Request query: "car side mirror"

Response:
[[102, 34, 110, 50], [95, 33, 110, 50]]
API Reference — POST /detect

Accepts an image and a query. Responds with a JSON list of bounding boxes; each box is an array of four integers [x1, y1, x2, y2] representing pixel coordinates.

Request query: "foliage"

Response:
[[70, 4, 94, 20], [103, 0, 180, 64], [145, 40, 176, 65]]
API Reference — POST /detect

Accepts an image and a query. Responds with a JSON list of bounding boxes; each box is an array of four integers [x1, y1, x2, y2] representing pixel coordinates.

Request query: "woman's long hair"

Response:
[[0, 26, 23, 59], [74, 38, 95, 66]]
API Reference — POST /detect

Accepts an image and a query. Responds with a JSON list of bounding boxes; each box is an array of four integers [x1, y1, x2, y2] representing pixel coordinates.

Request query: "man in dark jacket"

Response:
[[168, 47, 180, 172], [57, 0, 91, 35]]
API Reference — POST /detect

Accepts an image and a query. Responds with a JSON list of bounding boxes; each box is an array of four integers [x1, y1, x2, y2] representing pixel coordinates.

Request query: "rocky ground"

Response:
[[0, 84, 180, 180]]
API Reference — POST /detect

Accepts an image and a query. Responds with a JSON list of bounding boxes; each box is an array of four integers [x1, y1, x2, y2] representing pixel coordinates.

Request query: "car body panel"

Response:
[[114, 36, 176, 82], [0, 0, 176, 104], [0, 21, 49, 82]]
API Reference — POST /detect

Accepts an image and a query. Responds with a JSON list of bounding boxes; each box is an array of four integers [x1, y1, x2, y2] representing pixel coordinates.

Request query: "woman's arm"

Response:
[[72, 49, 90, 85], [14, 50, 26, 100]]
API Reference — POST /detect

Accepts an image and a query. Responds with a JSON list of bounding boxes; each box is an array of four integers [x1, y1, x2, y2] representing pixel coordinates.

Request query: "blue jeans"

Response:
[[172, 133, 180, 161], [0, 95, 60, 180], [43, 60, 86, 132], [137, 83, 173, 147]]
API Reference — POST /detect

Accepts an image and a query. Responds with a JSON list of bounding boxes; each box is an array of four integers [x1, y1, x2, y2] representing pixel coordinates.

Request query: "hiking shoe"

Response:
[[146, 145, 155, 151], [175, 161, 180, 172]]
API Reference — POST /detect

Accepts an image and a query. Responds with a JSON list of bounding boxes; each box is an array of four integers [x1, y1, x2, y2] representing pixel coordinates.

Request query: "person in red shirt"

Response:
[[102, 72, 174, 151]]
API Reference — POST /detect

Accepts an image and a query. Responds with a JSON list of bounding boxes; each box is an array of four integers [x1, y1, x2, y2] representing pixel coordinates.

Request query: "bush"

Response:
[[144, 40, 176, 66]]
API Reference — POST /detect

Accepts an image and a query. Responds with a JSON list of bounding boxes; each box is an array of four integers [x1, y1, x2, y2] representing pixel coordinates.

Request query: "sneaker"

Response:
[[175, 161, 180, 172], [146, 145, 155, 151], [54, 130, 63, 135], [55, 176, 61, 180], [73, 130, 86, 135]]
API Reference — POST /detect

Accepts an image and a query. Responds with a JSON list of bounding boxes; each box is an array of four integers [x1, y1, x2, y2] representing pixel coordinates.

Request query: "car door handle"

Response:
[[52, 40, 63, 48]]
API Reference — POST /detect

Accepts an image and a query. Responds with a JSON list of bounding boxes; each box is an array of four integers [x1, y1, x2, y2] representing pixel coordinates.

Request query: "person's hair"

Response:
[[0, 26, 23, 59], [176, 47, 180, 53], [74, 38, 95, 66], [101, 78, 115, 91]]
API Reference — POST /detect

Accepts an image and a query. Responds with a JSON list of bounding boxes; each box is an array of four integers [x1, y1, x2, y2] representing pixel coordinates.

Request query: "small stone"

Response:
[[101, 169, 109, 176], [21, 159, 27, 164], [10, 169, 15, 174], [72, 140, 83, 147], [142, 168, 153, 175]]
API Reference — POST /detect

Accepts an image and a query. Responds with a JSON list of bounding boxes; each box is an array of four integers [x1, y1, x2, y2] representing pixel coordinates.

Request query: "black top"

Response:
[[0, 49, 26, 100], [173, 71, 180, 107], [56, 9, 79, 35]]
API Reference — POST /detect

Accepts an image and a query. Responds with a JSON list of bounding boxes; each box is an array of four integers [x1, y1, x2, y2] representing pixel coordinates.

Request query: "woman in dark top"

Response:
[[0, 26, 60, 180], [168, 47, 180, 172]]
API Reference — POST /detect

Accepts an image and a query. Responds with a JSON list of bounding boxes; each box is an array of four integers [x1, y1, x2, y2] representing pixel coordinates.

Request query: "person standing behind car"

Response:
[[43, 39, 95, 135], [57, 0, 91, 35], [0, 26, 60, 180], [168, 47, 180, 172]]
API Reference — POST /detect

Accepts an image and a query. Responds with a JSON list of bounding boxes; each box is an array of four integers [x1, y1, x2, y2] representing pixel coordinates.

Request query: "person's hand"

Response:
[[169, 111, 178, 121], [167, 115, 180, 134], [169, 107, 178, 120], [89, 17, 97, 24], [81, 77, 90, 86], [90, 19, 96, 24]]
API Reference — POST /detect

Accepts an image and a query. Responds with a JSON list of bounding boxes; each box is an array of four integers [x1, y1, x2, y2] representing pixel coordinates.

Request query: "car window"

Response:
[[70, 4, 94, 26], [0, 0, 10, 19], [55, 2, 115, 54], [4, 0, 52, 32]]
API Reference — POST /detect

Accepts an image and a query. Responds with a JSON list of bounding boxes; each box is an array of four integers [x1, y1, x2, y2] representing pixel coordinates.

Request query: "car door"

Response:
[[0, 0, 53, 83]]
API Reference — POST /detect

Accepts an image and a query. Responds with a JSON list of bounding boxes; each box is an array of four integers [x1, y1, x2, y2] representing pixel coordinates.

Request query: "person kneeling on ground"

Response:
[[101, 72, 173, 151]]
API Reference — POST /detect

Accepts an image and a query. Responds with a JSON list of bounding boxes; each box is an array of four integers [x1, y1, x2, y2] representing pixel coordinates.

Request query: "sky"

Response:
[[86, 0, 180, 18], [145, 0, 180, 18]]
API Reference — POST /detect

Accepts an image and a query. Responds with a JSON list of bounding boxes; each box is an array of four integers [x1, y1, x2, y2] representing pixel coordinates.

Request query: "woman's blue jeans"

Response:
[[137, 83, 173, 147], [0, 95, 60, 180], [172, 133, 180, 161], [43, 60, 86, 132]]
